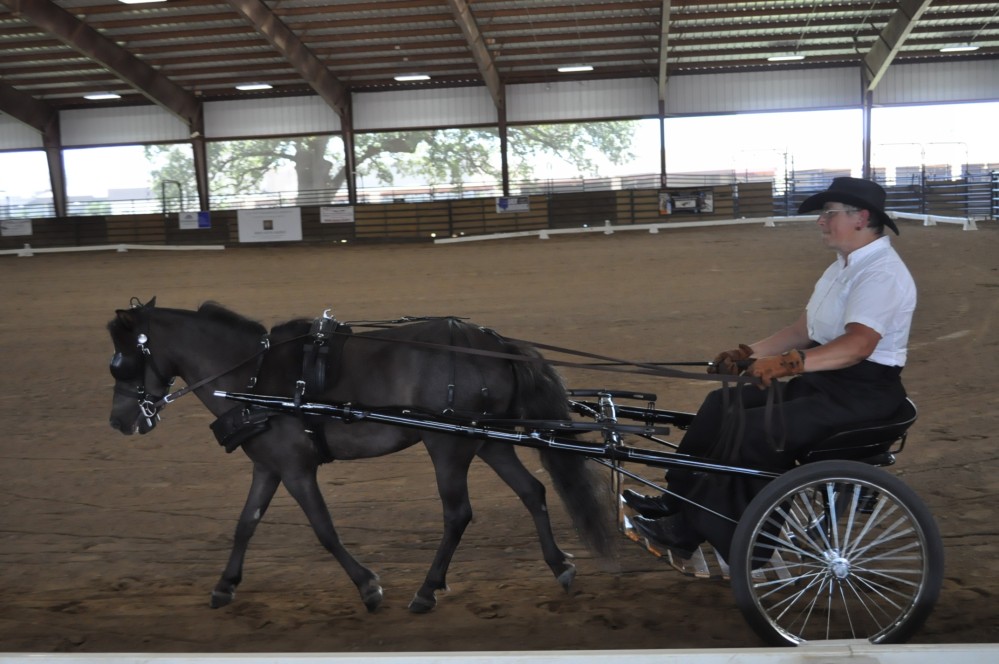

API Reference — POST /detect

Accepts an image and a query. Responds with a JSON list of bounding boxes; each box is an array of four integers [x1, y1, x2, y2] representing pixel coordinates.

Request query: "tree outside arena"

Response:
[[143, 122, 638, 209], [4, 101, 996, 216]]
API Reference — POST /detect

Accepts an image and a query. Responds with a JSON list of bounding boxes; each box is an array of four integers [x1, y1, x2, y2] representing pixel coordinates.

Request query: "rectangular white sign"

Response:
[[0, 219, 33, 237], [659, 189, 714, 215], [496, 196, 530, 213], [320, 206, 355, 224], [237, 207, 302, 243], [178, 211, 211, 229]]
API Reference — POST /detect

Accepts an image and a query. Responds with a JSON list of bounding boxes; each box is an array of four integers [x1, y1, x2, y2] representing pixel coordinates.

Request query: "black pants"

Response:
[[670, 361, 906, 560]]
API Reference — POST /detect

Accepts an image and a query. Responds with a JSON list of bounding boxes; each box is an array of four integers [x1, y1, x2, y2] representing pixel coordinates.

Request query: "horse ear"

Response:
[[147, 296, 156, 308], [115, 308, 138, 330]]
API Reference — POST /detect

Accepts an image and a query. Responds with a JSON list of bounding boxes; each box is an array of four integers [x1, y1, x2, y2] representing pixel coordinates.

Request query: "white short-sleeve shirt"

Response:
[[805, 236, 916, 367]]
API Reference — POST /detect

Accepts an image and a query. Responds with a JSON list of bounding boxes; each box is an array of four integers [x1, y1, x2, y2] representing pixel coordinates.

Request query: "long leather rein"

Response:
[[140, 315, 764, 425]]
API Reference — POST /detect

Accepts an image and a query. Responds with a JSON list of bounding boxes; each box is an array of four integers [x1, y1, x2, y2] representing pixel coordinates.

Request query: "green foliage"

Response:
[[354, 129, 501, 188], [509, 121, 637, 180], [145, 121, 637, 201]]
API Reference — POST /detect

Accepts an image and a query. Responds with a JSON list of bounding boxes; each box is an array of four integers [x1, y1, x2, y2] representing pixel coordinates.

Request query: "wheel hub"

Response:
[[824, 549, 851, 579]]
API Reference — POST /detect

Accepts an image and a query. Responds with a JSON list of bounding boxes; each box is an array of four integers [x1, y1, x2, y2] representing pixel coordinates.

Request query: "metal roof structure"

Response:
[[2, 0, 998, 124]]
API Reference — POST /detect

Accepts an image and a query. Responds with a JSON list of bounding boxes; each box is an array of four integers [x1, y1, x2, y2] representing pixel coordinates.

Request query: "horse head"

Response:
[[107, 297, 176, 435]]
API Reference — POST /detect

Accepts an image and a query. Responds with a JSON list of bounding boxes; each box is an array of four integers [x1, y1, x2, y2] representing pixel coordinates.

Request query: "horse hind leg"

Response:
[[281, 469, 384, 613], [409, 437, 478, 614], [211, 463, 280, 609], [476, 442, 576, 591]]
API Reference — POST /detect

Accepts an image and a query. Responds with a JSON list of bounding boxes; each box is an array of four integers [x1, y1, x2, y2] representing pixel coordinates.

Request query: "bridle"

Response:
[[110, 306, 299, 431], [110, 332, 176, 430]]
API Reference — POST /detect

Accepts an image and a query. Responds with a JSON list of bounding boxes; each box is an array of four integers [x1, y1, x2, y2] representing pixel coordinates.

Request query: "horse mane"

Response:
[[197, 301, 268, 336], [107, 300, 269, 345]]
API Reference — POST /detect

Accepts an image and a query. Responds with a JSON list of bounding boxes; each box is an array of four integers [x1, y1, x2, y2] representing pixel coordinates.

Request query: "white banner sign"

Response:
[[320, 206, 355, 224], [178, 211, 211, 229], [0, 219, 33, 237], [496, 196, 530, 213], [659, 189, 714, 215], [237, 207, 303, 243]]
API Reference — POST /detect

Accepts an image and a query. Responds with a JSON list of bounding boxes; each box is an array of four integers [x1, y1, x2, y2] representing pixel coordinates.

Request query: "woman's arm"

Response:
[[749, 314, 880, 372], [799, 322, 881, 371], [748, 311, 811, 357]]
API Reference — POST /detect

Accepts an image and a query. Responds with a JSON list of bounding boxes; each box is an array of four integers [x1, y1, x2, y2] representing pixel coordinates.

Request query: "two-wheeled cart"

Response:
[[215, 384, 943, 647]]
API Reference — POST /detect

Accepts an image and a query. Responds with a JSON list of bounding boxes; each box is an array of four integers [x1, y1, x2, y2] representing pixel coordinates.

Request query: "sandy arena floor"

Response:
[[1, 220, 996, 652]]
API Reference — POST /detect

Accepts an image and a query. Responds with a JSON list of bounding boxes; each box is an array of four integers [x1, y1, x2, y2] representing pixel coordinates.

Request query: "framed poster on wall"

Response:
[[178, 211, 211, 229], [0, 219, 32, 237], [659, 188, 714, 215], [320, 206, 355, 224], [237, 207, 303, 243]]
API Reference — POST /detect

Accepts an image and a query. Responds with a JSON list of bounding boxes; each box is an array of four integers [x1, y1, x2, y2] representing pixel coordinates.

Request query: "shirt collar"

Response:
[[837, 235, 891, 268]]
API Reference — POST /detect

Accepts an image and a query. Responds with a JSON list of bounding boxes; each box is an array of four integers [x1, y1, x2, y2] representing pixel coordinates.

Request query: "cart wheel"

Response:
[[729, 460, 943, 646]]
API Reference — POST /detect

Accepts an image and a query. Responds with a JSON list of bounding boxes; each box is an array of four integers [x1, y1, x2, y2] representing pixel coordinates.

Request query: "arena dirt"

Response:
[[1, 221, 996, 651]]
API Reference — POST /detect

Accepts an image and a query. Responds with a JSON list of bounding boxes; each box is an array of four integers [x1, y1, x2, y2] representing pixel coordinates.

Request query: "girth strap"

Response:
[[297, 310, 352, 464]]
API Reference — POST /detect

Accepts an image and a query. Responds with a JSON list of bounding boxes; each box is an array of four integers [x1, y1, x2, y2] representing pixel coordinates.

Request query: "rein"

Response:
[[127, 309, 773, 449], [145, 333, 312, 416], [338, 320, 761, 387], [137, 316, 453, 416]]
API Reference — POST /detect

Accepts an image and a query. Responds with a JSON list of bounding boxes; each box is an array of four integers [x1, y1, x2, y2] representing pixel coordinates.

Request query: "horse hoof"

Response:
[[408, 593, 437, 614], [360, 582, 384, 613], [557, 563, 576, 592], [210, 589, 234, 609]]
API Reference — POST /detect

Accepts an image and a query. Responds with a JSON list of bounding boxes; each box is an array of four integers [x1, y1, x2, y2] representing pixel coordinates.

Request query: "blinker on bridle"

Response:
[[111, 315, 278, 431], [110, 332, 175, 429]]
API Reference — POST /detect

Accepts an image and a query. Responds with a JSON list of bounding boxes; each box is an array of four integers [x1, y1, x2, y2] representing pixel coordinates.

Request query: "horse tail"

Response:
[[505, 340, 616, 559]]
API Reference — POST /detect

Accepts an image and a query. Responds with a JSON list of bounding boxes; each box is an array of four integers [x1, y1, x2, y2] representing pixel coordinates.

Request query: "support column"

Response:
[[41, 114, 67, 218], [499, 104, 509, 197], [659, 98, 667, 188], [191, 107, 210, 211], [341, 98, 357, 205], [861, 70, 873, 180]]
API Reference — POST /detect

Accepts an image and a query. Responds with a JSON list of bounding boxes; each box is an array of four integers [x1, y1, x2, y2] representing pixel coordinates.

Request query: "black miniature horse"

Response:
[[107, 298, 612, 613]]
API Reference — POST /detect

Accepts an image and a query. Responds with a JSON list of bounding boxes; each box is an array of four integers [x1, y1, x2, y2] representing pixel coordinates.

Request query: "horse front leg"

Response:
[[477, 442, 576, 591], [281, 469, 384, 612], [409, 438, 477, 614], [211, 463, 280, 608]]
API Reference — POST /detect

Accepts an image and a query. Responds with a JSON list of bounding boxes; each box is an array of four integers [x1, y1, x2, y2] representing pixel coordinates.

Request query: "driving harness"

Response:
[[120, 303, 764, 460], [211, 312, 476, 461], [294, 311, 352, 463]]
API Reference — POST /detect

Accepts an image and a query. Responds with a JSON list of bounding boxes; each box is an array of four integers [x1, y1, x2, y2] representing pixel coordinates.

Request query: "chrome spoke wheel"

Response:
[[730, 460, 943, 646]]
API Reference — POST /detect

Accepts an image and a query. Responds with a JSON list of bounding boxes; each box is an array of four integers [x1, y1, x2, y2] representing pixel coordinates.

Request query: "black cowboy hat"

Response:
[[798, 177, 898, 235]]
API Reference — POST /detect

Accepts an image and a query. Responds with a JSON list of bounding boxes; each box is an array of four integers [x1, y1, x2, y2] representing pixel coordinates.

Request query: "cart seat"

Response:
[[799, 398, 917, 467]]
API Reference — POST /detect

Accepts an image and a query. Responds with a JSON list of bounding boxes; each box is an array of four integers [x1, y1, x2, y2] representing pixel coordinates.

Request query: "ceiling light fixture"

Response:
[[769, 3, 816, 65], [938, 6, 997, 55], [235, 83, 273, 91], [557, 65, 594, 73], [939, 44, 980, 53], [83, 92, 121, 100], [116, 0, 167, 4], [394, 74, 431, 82]]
